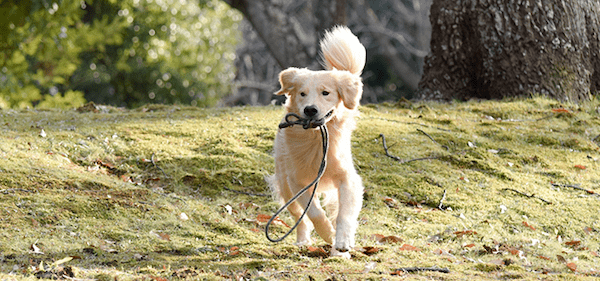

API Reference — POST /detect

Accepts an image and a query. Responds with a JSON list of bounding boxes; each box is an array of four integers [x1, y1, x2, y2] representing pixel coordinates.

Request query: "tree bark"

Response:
[[224, 0, 315, 69], [350, 0, 423, 91], [418, 0, 600, 102], [223, 0, 347, 105], [224, 0, 346, 70]]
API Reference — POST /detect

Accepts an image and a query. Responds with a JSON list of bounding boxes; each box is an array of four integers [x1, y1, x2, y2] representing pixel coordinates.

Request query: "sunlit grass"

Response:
[[0, 97, 599, 280]]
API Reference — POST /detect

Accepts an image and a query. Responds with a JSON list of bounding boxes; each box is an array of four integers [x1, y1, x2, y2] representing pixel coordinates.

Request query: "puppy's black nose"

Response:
[[304, 105, 318, 117]]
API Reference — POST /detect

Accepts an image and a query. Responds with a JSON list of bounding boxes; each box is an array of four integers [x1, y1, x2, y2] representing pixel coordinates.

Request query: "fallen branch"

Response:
[[501, 188, 552, 204], [551, 183, 599, 196], [151, 153, 169, 178], [535, 113, 555, 121], [379, 133, 403, 162], [0, 188, 34, 194], [378, 134, 443, 164], [416, 128, 449, 150], [393, 267, 450, 274], [438, 189, 447, 210], [593, 134, 600, 147], [365, 117, 451, 132], [223, 186, 270, 197]]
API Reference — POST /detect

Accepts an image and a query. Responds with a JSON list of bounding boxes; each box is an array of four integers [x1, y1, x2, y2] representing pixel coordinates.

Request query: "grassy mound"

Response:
[[1, 97, 599, 280]]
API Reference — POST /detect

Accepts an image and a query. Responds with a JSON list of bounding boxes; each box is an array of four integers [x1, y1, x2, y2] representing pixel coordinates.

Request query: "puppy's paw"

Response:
[[334, 234, 354, 253], [294, 238, 312, 246], [330, 247, 351, 259]]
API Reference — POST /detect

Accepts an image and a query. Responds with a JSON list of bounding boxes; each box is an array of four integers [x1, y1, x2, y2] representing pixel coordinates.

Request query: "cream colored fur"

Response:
[[268, 26, 365, 258]]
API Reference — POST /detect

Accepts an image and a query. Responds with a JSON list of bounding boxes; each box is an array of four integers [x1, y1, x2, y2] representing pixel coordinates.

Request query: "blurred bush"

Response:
[[0, 0, 241, 109]]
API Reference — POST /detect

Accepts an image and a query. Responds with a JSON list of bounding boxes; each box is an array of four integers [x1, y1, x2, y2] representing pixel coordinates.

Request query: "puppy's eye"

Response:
[[322, 91, 330, 96], [300, 92, 306, 97]]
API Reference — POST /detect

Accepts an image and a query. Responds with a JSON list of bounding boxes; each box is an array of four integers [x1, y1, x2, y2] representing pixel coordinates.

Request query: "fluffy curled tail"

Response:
[[319, 26, 366, 75]]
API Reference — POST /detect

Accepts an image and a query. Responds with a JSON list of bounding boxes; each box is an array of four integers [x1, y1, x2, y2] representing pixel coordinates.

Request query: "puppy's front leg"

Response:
[[334, 173, 364, 253], [295, 188, 335, 245]]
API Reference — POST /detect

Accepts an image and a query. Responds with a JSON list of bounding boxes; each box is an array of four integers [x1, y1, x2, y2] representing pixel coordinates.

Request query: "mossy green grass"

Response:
[[1, 97, 599, 280]]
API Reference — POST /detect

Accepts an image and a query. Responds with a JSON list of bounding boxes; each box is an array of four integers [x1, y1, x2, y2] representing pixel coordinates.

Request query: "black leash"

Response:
[[265, 113, 329, 242]]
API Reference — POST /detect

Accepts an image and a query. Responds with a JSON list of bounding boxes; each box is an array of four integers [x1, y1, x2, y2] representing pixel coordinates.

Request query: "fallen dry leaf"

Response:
[[565, 240, 581, 247], [381, 235, 403, 243], [383, 197, 399, 209], [305, 246, 328, 258], [574, 164, 586, 170], [229, 246, 240, 256], [454, 230, 477, 237], [361, 246, 380, 256], [399, 244, 421, 251], [158, 233, 170, 241], [239, 202, 260, 210], [256, 214, 290, 228], [552, 108, 570, 113], [507, 247, 520, 256], [537, 255, 551, 261], [557, 254, 567, 263], [522, 221, 536, 230], [371, 234, 385, 241], [566, 262, 577, 272], [432, 248, 454, 257], [371, 234, 403, 244]]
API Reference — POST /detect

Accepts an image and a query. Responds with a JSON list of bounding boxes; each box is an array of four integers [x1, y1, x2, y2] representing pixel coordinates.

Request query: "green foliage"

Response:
[[0, 0, 241, 109], [37, 90, 87, 108]]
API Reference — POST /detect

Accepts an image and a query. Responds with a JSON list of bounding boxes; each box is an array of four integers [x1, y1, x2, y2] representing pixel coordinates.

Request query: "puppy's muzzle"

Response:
[[279, 110, 334, 129], [306, 109, 333, 128]]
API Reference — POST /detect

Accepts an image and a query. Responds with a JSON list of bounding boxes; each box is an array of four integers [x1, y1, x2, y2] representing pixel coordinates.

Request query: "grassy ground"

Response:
[[1, 97, 599, 280]]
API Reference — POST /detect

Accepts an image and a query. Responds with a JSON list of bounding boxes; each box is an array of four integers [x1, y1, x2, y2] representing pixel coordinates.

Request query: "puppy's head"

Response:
[[275, 67, 362, 124]]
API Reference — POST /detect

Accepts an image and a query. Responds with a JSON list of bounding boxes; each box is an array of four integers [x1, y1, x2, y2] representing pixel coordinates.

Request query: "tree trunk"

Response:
[[224, 0, 346, 70], [222, 0, 347, 105], [350, 0, 422, 91], [418, 0, 600, 102]]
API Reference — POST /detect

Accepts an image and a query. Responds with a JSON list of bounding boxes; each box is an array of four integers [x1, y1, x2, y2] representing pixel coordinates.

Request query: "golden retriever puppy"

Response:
[[268, 26, 365, 258]]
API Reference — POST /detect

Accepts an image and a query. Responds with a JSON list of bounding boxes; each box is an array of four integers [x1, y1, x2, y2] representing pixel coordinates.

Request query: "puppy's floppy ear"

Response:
[[336, 72, 363, 110], [275, 67, 299, 95]]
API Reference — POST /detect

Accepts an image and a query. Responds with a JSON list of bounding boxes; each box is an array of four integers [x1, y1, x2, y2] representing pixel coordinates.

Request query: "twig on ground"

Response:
[[501, 188, 552, 204], [401, 156, 442, 164], [535, 114, 554, 121], [223, 186, 270, 197], [416, 128, 449, 150], [406, 122, 452, 132], [0, 188, 34, 194], [379, 134, 443, 164], [438, 189, 447, 210], [593, 134, 600, 147], [379, 134, 403, 162], [365, 117, 452, 132], [394, 267, 450, 274], [151, 153, 169, 178], [551, 183, 599, 196]]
